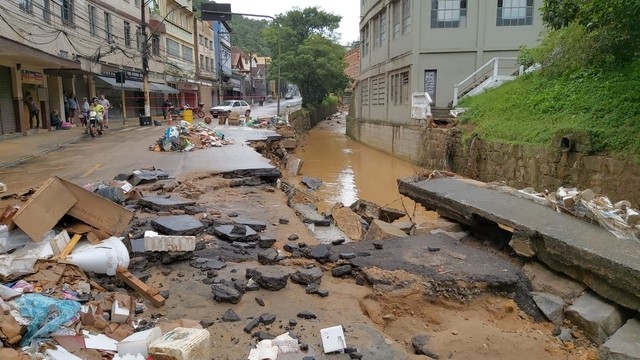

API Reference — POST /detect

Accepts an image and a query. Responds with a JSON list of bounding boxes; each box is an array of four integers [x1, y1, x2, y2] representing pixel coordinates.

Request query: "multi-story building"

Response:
[[212, 20, 232, 103], [194, 19, 216, 109], [356, 0, 543, 125], [0, 0, 177, 135], [344, 46, 360, 86]]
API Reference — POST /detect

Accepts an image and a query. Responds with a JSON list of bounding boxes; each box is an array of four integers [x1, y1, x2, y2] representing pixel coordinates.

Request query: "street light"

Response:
[[201, 5, 282, 116]]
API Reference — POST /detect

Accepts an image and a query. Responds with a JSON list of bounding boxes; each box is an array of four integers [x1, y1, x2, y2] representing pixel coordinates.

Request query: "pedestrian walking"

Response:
[[80, 97, 90, 127], [98, 94, 111, 128], [67, 93, 78, 124], [26, 96, 39, 129], [162, 99, 172, 120]]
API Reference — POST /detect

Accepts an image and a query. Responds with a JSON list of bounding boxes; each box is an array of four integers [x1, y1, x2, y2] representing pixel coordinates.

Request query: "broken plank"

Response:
[[116, 266, 165, 307], [58, 234, 82, 260]]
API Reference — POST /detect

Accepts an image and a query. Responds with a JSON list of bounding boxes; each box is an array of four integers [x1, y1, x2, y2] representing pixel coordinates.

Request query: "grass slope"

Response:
[[459, 61, 640, 161]]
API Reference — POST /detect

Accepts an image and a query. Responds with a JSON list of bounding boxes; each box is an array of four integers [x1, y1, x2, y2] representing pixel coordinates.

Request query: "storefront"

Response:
[[0, 65, 16, 135]]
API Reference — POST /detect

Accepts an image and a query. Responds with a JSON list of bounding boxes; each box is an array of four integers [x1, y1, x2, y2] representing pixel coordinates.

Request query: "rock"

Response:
[[258, 249, 279, 265], [286, 156, 303, 177], [565, 292, 626, 344], [373, 242, 384, 250], [302, 357, 314, 360], [289, 319, 297, 326], [200, 319, 214, 328], [298, 242, 308, 248], [288, 234, 299, 241], [364, 219, 408, 241], [159, 290, 170, 299], [228, 211, 239, 218], [236, 219, 267, 232], [305, 282, 320, 294], [290, 267, 324, 285], [557, 328, 573, 342], [260, 313, 277, 325], [349, 353, 363, 360], [427, 246, 440, 252], [257, 236, 276, 248], [246, 267, 290, 291], [309, 244, 331, 262], [184, 205, 207, 215], [230, 224, 247, 235], [244, 318, 260, 333], [297, 310, 317, 320], [300, 343, 309, 351], [283, 242, 299, 252], [214, 225, 259, 242], [344, 347, 358, 354], [151, 215, 205, 236], [339, 253, 357, 259], [279, 218, 289, 225], [316, 289, 329, 297], [522, 262, 587, 302], [252, 331, 275, 341], [280, 138, 297, 149], [301, 176, 323, 190], [246, 279, 260, 291], [332, 206, 364, 241], [139, 196, 196, 211], [232, 241, 257, 249], [411, 335, 439, 358], [509, 231, 536, 257], [331, 265, 353, 278], [191, 257, 227, 271], [394, 221, 414, 235], [255, 297, 265, 307], [161, 268, 172, 276], [332, 238, 346, 245], [599, 318, 640, 360], [531, 292, 565, 326], [222, 308, 241, 322], [292, 204, 331, 226], [211, 283, 242, 304]]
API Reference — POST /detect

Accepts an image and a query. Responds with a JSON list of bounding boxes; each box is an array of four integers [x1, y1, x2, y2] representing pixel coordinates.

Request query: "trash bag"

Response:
[[17, 293, 81, 346]]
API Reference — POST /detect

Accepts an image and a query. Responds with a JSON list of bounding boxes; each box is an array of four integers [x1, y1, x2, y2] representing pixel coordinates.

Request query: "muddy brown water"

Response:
[[295, 117, 436, 223]]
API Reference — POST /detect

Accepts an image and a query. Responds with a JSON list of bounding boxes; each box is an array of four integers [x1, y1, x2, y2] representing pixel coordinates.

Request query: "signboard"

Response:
[[201, 3, 232, 22], [101, 70, 143, 81], [424, 70, 437, 103], [21, 70, 43, 85]]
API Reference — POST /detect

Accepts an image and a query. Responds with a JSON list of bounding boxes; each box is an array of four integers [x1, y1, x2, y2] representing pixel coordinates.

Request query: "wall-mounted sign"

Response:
[[21, 70, 43, 85], [101, 70, 143, 81]]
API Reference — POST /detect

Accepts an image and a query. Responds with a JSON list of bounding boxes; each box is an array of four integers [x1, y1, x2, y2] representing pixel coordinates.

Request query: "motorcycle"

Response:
[[87, 110, 103, 137], [168, 103, 206, 119]]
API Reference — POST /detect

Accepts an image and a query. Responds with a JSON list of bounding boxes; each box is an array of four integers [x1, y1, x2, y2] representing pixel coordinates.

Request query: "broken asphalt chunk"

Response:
[[245, 267, 290, 291], [297, 310, 317, 320], [331, 265, 353, 278], [257, 236, 276, 248], [244, 318, 260, 333], [151, 215, 204, 236], [213, 225, 259, 242], [290, 267, 323, 285], [259, 313, 276, 325], [258, 249, 279, 265], [308, 244, 331, 263], [211, 283, 242, 304], [236, 219, 267, 232], [139, 196, 196, 212], [191, 257, 227, 271], [221, 308, 241, 322], [301, 176, 323, 190]]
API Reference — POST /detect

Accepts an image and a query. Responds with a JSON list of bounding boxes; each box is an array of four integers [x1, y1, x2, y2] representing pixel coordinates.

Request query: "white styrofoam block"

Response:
[[149, 327, 210, 360], [117, 327, 162, 356], [143, 231, 196, 252], [320, 325, 346, 353]]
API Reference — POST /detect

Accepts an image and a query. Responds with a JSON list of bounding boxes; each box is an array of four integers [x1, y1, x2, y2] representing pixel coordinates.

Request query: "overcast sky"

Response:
[[222, 0, 361, 45]]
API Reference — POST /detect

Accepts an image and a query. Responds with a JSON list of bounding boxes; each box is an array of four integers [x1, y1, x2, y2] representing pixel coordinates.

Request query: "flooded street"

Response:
[[296, 117, 435, 222]]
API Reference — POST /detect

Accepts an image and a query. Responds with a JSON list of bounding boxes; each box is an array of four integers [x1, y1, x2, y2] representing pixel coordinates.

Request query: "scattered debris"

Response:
[[151, 122, 231, 152]]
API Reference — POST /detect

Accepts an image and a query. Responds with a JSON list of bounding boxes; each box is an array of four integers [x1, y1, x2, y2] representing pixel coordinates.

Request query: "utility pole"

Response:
[[141, 2, 150, 117]]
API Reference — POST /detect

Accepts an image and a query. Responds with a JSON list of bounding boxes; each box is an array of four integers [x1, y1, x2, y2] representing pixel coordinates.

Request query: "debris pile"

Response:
[[519, 186, 640, 241], [245, 116, 287, 129], [151, 121, 231, 152]]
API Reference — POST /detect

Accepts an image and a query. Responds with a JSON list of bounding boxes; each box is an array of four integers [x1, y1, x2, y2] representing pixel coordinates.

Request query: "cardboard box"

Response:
[[13, 178, 77, 241]]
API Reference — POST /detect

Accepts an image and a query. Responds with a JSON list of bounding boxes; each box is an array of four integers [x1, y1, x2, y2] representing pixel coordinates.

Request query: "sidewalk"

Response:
[[0, 116, 164, 168]]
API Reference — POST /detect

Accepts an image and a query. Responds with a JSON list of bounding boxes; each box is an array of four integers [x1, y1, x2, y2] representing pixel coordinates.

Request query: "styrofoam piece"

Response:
[[65, 237, 129, 275], [45, 346, 83, 360], [117, 327, 162, 357], [143, 231, 196, 252], [149, 327, 210, 360], [320, 325, 346, 353], [111, 299, 130, 323], [83, 331, 118, 351]]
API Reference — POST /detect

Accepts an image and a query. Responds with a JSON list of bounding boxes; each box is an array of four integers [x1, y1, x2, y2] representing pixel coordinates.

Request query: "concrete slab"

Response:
[[399, 177, 640, 310], [363, 219, 408, 241], [522, 262, 587, 302], [139, 196, 196, 212], [292, 203, 331, 226], [213, 225, 259, 242], [565, 291, 626, 345], [599, 318, 640, 360], [151, 215, 204, 236]]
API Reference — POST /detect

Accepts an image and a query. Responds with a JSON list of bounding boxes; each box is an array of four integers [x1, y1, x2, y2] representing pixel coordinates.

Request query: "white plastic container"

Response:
[[149, 327, 210, 360], [320, 325, 346, 353], [65, 236, 129, 275], [117, 327, 162, 357]]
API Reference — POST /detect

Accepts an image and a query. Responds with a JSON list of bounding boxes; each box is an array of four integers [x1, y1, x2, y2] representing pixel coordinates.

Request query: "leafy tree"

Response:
[[262, 7, 346, 106], [541, 0, 580, 30], [228, 17, 271, 56]]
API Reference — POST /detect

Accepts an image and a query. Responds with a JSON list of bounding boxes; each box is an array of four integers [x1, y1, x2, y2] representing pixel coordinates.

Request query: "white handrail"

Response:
[[453, 57, 519, 107]]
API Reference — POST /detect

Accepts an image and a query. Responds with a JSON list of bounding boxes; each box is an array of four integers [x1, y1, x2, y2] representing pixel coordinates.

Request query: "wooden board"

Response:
[[116, 266, 165, 307]]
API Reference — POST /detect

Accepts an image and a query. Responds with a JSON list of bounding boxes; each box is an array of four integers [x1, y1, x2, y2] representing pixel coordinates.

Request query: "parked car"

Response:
[[285, 92, 293, 100], [210, 100, 250, 118]]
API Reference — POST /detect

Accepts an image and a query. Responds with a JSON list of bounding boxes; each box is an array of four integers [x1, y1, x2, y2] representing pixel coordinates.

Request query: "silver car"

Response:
[[210, 100, 251, 118]]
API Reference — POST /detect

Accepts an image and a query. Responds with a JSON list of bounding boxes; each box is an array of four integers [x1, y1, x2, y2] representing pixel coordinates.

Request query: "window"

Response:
[[124, 22, 131, 47], [205, 57, 210, 71], [151, 35, 160, 56], [135, 26, 141, 50], [104, 13, 112, 42], [61, 0, 74, 25], [431, 0, 467, 29], [200, 55, 205, 69], [182, 45, 193, 62], [210, 58, 215, 71], [19, 0, 33, 14], [199, 35, 204, 45], [204, 38, 209, 48], [135, 0, 141, 7], [392, 1, 401, 39], [379, 9, 387, 46], [372, 15, 379, 48], [362, 25, 369, 55], [168, 7, 176, 23], [497, 0, 533, 26], [210, 40, 213, 48], [371, 75, 386, 105], [88, 5, 97, 35], [60, 50, 69, 59], [167, 38, 180, 58], [401, 71, 409, 103], [43, 0, 51, 23], [361, 80, 369, 106], [402, 0, 411, 33]]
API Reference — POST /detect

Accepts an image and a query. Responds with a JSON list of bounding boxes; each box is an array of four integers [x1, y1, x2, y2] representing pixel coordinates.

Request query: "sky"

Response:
[[221, 0, 361, 45]]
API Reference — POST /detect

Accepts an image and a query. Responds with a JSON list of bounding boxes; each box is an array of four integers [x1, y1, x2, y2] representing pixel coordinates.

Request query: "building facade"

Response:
[[356, 0, 543, 125], [212, 20, 233, 103], [194, 19, 216, 109], [344, 46, 360, 85]]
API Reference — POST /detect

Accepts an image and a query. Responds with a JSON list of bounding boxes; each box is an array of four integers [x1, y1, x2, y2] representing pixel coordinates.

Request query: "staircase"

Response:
[[452, 57, 523, 107]]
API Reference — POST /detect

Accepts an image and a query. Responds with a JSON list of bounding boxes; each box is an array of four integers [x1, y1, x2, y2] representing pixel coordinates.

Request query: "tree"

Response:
[[262, 7, 346, 106], [228, 17, 271, 56]]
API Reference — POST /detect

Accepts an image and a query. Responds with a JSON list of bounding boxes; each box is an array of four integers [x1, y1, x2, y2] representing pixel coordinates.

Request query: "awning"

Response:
[[149, 83, 179, 94], [96, 76, 141, 91]]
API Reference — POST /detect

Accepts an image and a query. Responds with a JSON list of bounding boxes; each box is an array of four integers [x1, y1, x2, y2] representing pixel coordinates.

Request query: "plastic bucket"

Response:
[[183, 109, 193, 123]]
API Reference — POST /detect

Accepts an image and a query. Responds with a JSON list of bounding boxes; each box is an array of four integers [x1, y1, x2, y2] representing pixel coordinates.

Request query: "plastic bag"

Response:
[[0, 228, 32, 254], [0, 230, 55, 280], [17, 293, 81, 346]]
